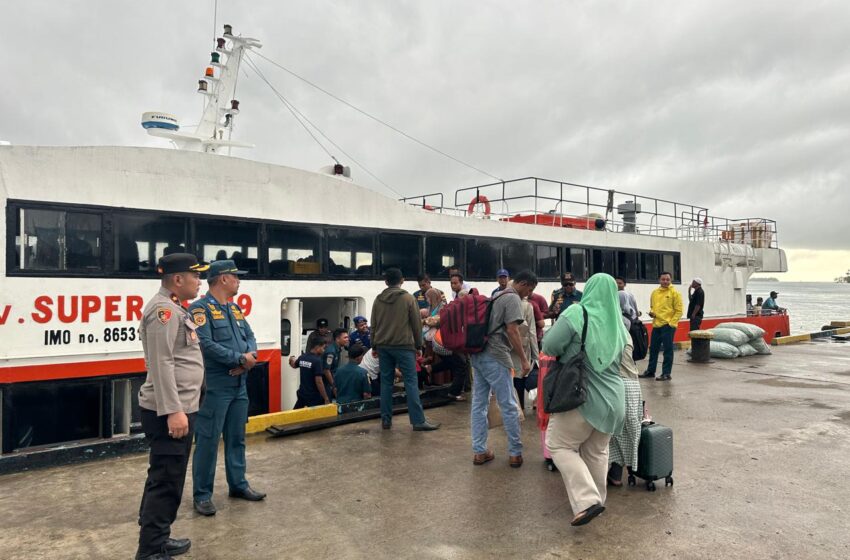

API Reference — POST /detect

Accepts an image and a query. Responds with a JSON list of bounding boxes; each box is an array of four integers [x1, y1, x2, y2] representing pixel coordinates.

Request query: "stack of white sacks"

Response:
[[694, 322, 773, 359]]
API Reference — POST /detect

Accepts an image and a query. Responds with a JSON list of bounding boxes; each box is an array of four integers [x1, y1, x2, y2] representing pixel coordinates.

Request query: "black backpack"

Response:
[[629, 319, 649, 361]]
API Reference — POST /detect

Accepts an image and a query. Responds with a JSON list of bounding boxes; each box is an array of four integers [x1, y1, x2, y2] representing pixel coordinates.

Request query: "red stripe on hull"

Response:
[[645, 314, 790, 343], [0, 349, 283, 413]]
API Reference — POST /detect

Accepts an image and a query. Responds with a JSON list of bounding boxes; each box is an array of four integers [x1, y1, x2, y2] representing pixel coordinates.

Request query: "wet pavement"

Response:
[[2, 342, 850, 560]]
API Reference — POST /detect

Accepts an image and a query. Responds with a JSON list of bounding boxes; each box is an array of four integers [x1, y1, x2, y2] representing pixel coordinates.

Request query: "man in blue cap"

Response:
[[189, 260, 265, 517], [492, 269, 510, 296], [349, 315, 371, 349]]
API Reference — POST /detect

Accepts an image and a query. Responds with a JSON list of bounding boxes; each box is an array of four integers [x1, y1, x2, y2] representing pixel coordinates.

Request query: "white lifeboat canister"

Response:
[[140, 112, 180, 131]]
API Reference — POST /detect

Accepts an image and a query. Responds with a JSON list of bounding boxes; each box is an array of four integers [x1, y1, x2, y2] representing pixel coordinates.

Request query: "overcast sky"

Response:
[[2, 1, 848, 280]]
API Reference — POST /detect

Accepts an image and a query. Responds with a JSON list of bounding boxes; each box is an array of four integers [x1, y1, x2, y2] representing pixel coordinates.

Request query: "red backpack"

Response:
[[438, 289, 506, 354]]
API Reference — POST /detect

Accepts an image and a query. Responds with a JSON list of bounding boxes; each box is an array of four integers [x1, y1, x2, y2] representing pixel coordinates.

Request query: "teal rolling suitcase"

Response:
[[628, 421, 674, 491]]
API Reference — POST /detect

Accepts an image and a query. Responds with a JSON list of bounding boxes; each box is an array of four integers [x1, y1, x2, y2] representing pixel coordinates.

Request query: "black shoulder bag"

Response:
[[542, 305, 588, 414]]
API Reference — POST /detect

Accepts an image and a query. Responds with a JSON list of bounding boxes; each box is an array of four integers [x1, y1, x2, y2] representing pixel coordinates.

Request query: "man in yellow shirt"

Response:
[[639, 271, 683, 381]]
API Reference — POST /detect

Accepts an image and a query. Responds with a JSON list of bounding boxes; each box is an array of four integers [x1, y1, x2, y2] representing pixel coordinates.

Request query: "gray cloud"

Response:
[[1, 0, 848, 250]]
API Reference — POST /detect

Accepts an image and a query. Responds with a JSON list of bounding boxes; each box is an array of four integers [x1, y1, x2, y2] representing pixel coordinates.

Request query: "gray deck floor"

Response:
[[2, 342, 850, 559]]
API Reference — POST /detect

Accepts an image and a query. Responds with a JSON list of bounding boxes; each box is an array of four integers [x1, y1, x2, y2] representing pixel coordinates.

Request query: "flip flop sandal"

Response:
[[571, 504, 605, 526]]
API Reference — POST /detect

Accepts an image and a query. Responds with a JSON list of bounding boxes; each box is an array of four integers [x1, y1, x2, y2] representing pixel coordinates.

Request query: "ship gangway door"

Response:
[[280, 298, 303, 411]]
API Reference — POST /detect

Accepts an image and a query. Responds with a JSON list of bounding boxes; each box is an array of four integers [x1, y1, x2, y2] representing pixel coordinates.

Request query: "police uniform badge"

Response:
[[325, 354, 334, 367], [232, 305, 244, 321], [157, 308, 172, 324], [192, 309, 207, 326]]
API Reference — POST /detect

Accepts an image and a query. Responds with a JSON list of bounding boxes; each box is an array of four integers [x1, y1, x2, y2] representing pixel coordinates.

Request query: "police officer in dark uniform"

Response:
[[189, 260, 266, 517], [136, 253, 208, 560], [546, 272, 583, 320]]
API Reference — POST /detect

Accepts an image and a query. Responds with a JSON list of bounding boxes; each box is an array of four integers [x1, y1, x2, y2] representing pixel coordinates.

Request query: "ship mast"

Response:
[[141, 25, 262, 154]]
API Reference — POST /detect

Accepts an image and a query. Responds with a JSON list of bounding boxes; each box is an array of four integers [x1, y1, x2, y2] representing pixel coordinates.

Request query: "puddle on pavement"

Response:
[[720, 397, 836, 409], [745, 377, 843, 390]]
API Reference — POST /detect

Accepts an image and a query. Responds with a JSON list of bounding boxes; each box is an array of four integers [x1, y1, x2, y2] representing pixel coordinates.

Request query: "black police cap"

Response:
[[156, 253, 210, 275]]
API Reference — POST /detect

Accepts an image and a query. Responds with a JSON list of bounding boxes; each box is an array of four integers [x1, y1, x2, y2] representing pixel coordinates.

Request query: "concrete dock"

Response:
[[1, 343, 849, 560]]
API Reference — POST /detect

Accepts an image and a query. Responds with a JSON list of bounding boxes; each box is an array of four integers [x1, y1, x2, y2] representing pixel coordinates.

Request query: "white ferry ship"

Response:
[[0, 27, 787, 460]]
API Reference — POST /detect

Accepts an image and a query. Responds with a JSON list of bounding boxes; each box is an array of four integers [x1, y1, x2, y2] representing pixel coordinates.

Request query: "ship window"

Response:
[[5, 379, 103, 451], [195, 220, 259, 274], [425, 236, 461, 278], [465, 238, 502, 280], [113, 213, 188, 273], [327, 228, 374, 276], [641, 252, 660, 281], [503, 242, 534, 276], [617, 250, 639, 282], [662, 253, 678, 282], [592, 249, 617, 276], [535, 245, 559, 279], [380, 233, 421, 277], [568, 247, 589, 281], [16, 207, 102, 271], [267, 225, 322, 276]]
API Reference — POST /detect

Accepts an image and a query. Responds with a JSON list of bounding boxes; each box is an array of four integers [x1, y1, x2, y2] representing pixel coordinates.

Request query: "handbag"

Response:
[[542, 305, 589, 414], [487, 387, 525, 429]]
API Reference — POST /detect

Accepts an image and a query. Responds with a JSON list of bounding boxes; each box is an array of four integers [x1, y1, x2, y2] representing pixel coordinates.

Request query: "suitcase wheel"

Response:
[[646, 481, 656, 492], [627, 474, 636, 487], [665, 476, 673, 487]]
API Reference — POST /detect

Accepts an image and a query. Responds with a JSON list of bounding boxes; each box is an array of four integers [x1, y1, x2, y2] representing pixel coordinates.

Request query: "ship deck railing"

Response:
[[400, 177, 779, 249]]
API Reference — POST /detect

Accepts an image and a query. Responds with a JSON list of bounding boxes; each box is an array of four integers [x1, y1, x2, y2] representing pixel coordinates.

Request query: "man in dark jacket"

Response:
[[687, 277, 705, 331], [371, 268, 440, 431]]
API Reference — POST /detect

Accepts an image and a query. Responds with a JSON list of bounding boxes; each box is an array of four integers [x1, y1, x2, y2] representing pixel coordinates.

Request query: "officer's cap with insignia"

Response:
[[207, 259, 248, 280], [157, 253, 210, 274]]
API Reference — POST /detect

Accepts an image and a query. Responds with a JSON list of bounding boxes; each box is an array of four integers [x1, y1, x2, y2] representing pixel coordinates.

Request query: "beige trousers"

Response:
[[545, 408, 612, 515]]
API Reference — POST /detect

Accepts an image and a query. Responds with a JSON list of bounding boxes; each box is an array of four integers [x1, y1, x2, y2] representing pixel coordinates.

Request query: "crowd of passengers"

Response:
[[287, 264, 691, 526]]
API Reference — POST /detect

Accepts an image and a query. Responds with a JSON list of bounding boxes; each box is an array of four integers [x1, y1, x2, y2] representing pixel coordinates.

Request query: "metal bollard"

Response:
[[688, 330, 714, 363]]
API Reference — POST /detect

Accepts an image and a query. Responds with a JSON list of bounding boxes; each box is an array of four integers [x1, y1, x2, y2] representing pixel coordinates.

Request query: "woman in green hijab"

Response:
[[542, 273, 627, 526]]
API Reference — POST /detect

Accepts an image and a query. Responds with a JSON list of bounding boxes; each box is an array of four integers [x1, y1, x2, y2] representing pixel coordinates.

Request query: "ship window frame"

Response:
[[534, 244, 560, 280], [112, 211, 191, 276], [617, 250, 640, 282], [267, 223, 324, 278], [4, 200, 680, 284], [194, 218, 261, 276], [424, 235, 463, 279], [379, 232, 422, 278], [591, 248, 617, 277], [465, 238, 503, 281], [326, 227, 376, 277], [8, 202, 106, 275]]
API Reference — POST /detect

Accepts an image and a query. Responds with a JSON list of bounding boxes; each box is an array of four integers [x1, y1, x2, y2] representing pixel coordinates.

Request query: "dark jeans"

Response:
[[378, 348, 426, 426], [431, 353, 467, 396], [137, 409, 195, 557], [646, 324, 676, 377], [689, 316, 703, 331]]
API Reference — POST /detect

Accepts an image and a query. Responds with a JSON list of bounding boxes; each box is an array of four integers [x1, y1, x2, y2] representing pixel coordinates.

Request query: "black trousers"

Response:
[[431, 353, 468, 396], [689, 316, 703, 331], [137, 408, 195, 557]]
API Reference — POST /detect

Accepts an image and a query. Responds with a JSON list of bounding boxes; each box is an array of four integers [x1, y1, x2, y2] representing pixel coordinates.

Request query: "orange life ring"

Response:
[[467, 195, 491, 216]]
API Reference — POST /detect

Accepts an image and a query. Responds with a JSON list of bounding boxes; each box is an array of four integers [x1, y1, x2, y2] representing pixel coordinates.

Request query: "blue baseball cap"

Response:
[[353, 315, 367, 324], [496, 268, 509, 277], [207, 259, 247, 280]]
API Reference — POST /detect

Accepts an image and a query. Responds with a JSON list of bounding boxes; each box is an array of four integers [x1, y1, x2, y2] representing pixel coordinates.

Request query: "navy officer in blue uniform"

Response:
[[189, 260, 266, 516], [349, 315, 371, 349]]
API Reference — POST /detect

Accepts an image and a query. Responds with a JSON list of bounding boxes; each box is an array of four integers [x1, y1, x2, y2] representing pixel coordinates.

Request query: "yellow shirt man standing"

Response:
[[639, 272, 683, 381]]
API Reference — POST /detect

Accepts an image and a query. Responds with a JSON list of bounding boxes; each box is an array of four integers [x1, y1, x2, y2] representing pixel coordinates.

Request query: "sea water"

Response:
[[748, 280, 850, 334]]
